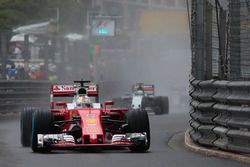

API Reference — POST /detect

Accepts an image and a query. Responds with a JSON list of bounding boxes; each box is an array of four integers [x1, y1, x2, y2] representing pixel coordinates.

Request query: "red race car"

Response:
[[20, 81, 150, 153]]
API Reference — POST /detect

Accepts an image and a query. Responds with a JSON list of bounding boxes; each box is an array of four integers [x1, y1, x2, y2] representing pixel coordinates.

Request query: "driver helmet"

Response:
[[76, 95, 91, 106], [136, 89, 144, 95]]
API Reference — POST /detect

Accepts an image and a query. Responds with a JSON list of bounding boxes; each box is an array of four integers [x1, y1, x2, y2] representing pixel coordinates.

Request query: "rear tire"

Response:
[[20, 107, 37, 147], [126, 109, 150, 152], [31, 109, 54, 153], [153, 97, 163, 115], [161, 96, 169, 114]]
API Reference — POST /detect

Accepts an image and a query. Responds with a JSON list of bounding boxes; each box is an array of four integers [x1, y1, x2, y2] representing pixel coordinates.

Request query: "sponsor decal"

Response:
[[85, 114, 97, 125], [53, 85, 76, 92], [52, 84, 97, 94]]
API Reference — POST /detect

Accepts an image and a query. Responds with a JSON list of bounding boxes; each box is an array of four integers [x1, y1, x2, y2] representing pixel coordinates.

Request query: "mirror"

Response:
[[55, 102, 67, 107], [104, 101, 114, 106]]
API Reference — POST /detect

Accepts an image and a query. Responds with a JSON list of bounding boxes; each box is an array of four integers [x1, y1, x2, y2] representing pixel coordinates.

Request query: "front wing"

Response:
[[37, 133, 147, 149]]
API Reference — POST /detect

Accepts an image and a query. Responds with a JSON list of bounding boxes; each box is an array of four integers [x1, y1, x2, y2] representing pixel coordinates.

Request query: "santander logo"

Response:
[[53, 85, 76, 92]]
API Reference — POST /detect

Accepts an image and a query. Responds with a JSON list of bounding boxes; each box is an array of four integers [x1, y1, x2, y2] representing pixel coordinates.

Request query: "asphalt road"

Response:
[[0, 110, 248, 167]]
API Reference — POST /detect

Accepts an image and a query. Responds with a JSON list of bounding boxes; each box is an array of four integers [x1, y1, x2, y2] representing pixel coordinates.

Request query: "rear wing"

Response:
[[132, 83, 155, 96], [142, 84, 155, 96], [50, 83, 98, 97], [50, 82, 99, 109]]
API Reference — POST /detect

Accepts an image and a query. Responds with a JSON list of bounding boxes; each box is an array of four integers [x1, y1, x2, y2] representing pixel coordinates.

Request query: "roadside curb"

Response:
[[184, 130, 250, 164]]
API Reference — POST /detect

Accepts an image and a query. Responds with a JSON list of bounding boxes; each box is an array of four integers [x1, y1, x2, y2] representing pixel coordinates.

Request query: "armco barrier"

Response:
[[0, 80, 51, 113], [189, 79, 250, 153], [0, 80, 125, 113]]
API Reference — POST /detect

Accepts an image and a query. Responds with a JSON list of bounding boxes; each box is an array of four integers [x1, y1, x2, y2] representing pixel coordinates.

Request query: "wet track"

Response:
[[0, 109, 248, 167]]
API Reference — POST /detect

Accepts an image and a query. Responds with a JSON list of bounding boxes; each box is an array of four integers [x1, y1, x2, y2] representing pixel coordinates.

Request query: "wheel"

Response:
[[31, 109, 54, 153], [153, 97, 163, 115], [161, 96, 169, 114], [20, 107, 35, 147], [126, 109, 150, 152]]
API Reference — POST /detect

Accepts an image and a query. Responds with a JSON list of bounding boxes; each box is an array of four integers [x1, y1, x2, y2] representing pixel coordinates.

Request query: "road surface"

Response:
[[0, 110, 248, 167]]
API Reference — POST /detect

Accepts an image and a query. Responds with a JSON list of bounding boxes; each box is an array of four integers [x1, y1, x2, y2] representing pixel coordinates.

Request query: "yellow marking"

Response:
[[86, 117, 97, 124]]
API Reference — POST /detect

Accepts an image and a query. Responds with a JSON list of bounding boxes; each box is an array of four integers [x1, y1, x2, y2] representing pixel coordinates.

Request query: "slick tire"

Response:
[[20, 107, 35, 147], [153, 97, 163, 115], [31, 109, 54, 153], [126, 109, 150, 152], [161, 96, 169, 114]]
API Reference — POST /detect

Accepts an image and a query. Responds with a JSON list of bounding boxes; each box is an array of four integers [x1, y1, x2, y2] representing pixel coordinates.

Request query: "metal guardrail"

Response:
[[0, 80, 127, 113], [0, 80, 51, 113], [189, 79, 250, 153]]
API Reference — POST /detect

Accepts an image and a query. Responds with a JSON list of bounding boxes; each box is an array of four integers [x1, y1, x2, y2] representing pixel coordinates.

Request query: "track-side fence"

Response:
[[0, 81, 51, 113], [189, 78, 250, 153]]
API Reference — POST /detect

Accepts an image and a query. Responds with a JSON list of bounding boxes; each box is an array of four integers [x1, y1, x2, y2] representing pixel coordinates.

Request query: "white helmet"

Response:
[[76, 95, 91, 106]]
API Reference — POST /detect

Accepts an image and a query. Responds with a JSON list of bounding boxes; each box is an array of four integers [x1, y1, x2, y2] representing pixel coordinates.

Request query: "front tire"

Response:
[[20, 107, 36, 147], [31, 109, 54, 153], [126, 109, 150, 152]]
